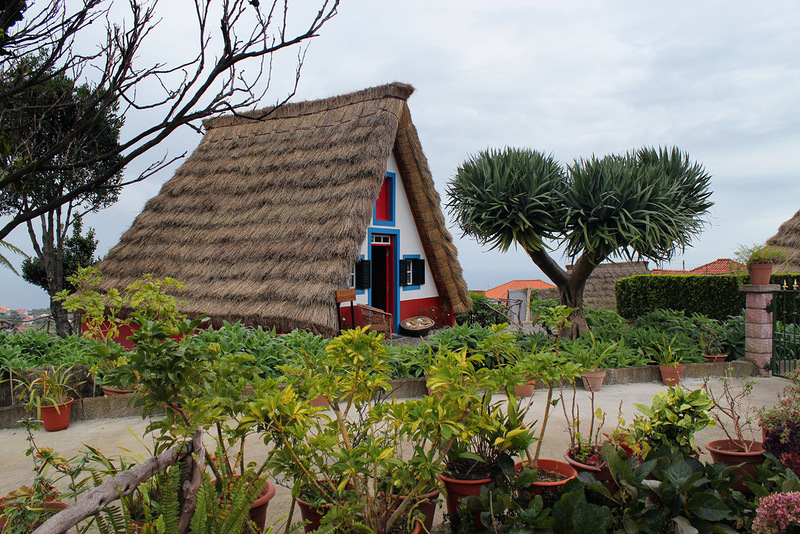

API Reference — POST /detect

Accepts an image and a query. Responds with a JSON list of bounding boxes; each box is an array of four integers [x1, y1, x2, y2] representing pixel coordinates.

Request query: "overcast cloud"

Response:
[[2, 0, 799, 308]]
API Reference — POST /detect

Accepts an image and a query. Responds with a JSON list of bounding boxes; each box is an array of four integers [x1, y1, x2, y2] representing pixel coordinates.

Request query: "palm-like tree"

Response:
[[447, 146, 713, 336], [1, 240, 26, 275]]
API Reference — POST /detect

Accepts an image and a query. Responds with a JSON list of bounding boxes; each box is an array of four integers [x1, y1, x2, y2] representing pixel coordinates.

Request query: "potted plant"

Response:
[[561, 384, 613, 488], [758, 368, 800, 473], [646, 334, 686, 386], [0, 418, 85, 531], [242, 327, 444, 534], [109, 314, 279, 532], [696, 316, 728, 363], [632, 386, 715, 459], [735, 243, 787, 285], [512, 306, 581, 496], [14, 365, 84, 431], [702, 371, 764, 491], [562, 332, 618, 391]]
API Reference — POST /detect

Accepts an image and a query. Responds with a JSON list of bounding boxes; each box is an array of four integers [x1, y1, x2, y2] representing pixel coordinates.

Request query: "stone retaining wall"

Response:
[[0, 360, 759, 430]]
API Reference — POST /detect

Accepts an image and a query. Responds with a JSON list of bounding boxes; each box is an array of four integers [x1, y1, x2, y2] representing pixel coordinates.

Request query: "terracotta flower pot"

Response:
[[564, 447, 616, 492], [40, 398, 73, 432], [514, 380, 536, 397], [702, 354, 728, 363], [101, 386, 135, 395], [706, 439, 764, 492], [659, 364, 685, 387], [397, 489, 439, 532], [437, 473, 491, 530], [0, 497, 68, 530], [212, 475, 276, 531], [248, 479, 276, 531], [515, 459, 577, 497], [296, 490, 430, 534], [580, 370, 607, 392], [748, 263, 773, 285]]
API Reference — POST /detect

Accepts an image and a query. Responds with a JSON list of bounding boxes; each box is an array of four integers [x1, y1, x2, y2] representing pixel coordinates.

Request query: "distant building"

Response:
[[485, 280, 555, 300]]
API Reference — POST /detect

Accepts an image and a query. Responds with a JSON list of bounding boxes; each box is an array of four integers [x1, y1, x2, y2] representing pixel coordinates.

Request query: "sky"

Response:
[[2, 0, 799, 309]]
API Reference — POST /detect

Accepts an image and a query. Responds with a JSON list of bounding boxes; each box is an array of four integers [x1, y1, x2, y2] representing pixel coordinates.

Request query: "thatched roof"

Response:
[[97, 83, 470, 336], [768, 208, 800, 273]]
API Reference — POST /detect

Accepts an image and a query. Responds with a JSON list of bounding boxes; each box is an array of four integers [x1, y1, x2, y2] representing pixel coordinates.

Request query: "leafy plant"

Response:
[[561, 332, 619, 371], [644, 334, 684, 367], [243, 327, 457, 534], [633, 386, 715, 458], [13, 365, 84, 422], [759, 369, 800, 472], [455, 292, 511, 327], [735, 243, 787, 266]]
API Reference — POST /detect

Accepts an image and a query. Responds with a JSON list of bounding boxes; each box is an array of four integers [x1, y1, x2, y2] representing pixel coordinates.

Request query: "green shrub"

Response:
[[0, 330, 104, 376], [455, 292, 510, 327], [616, 274, 745, 320]]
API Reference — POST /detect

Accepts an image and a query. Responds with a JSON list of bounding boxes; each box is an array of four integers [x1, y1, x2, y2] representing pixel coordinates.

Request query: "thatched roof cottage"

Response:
[[98, 83, 471, 336]]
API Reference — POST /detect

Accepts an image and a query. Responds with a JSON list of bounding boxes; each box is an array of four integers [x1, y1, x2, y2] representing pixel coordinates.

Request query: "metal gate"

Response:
[[772, 286, 800, 377]]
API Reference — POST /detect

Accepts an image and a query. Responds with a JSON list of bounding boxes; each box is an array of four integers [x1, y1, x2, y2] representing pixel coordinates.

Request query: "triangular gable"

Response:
[[97, 83, 470, 335]]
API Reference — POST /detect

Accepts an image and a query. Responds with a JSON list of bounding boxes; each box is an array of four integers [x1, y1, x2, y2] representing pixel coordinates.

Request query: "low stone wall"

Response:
[[0, 393, 148, 430], [0, 360, 760, 430]]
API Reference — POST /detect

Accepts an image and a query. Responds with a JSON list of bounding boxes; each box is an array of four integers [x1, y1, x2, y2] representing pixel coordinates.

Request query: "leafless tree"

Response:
[[0, 0, 339, 242]]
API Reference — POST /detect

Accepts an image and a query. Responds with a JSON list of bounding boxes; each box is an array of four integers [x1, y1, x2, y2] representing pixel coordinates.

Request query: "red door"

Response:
[[371, 235, 395, 318]]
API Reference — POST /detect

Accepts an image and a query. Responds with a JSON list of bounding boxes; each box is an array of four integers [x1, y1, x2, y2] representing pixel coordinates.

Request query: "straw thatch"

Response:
[[768, 208, 800, 273], [97, 83, 470, 336]]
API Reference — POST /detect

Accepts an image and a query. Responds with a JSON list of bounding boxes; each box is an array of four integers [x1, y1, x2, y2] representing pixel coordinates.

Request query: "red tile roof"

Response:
[[651, 258, 745, 276], [485, 279, 555, 299]]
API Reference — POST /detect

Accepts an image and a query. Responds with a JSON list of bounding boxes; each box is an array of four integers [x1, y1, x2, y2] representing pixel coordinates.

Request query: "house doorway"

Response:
[[370, 234, 395, 319]]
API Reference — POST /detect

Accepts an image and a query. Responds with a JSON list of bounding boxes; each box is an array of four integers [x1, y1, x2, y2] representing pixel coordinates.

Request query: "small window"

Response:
[[373, 173, 395, 225], [399, 258, 425, 288]]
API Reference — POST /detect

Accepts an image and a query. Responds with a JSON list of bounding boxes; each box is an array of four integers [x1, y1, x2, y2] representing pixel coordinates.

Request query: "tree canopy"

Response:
[[447, 146, 713, 335]]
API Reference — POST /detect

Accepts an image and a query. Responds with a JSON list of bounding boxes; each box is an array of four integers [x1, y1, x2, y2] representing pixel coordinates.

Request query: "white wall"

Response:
[[352, 155, 438, 305]]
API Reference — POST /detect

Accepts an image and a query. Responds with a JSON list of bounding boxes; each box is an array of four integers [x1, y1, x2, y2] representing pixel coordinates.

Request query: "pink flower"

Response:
[[752, 492, 800, 534]]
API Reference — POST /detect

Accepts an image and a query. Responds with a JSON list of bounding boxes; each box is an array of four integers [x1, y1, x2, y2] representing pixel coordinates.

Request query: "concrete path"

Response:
[[0, 376, 787, 532]]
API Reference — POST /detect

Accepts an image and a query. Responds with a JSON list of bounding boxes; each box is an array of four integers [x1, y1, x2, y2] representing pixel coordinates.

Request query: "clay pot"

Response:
[[437, 473, 491, 530], [514, 380, 536, 397], [296, 491, 429, 534], [580, 370, 607, 392], [748, 263, 773, 285], [248, 479, 277, 531], [658, 364, 685, 386], [101, 386, 135, 395], [564, 447, 616, 492], [706, 439, 764, 492], [0, 497, 68, 530], [212, 476, 276, 531], [515, 459, 577, 497], [40, 398, 73, 432], [702, 354, 728, 363]]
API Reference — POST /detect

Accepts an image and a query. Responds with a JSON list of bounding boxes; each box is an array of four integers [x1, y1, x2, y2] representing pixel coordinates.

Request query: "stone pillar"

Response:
[[741, 284, 780, 376]]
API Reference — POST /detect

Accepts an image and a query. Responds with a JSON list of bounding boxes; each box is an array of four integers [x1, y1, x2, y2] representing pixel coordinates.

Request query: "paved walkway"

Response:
[[0, 376, 787, 532]]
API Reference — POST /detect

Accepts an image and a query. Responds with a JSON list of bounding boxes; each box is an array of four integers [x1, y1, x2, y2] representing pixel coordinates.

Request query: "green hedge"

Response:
[[616, 272, 800, 320]]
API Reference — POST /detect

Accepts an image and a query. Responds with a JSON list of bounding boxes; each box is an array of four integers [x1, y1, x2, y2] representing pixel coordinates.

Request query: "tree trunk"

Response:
[[526, 248, 596, 339], [557, 281, 588, 339]]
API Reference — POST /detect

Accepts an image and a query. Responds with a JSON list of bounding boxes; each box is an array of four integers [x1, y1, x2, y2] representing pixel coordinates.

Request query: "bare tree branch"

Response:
[[0, 0, 340, 241]]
